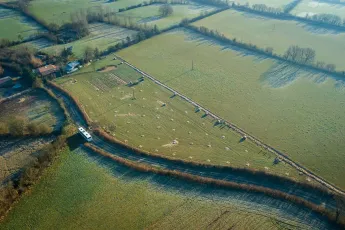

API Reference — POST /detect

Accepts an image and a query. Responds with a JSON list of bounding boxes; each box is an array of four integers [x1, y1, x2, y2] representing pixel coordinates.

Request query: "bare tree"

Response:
[[0, 65, 4, 76], [159, 4, 173, 17]]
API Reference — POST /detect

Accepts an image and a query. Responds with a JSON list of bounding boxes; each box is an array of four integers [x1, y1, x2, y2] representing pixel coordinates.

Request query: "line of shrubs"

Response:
[[0, 117, 52, 137], [185, 24, 345, 76], [0, 132, 69, 219], [93, 128, 332, 195], [84, 143, 345, 227], [46, 81, 92, 126], [0, 86, 73, 219], [232, 3, 345, 31]]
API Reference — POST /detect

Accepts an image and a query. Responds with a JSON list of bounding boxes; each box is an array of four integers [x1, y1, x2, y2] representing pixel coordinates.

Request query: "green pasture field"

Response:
[[0, 7, 44, 41], [27, 0, 145, 26], [54, 55, 303, 180], [0, 89, 65, 130], [292, 0, 345, 18], [194, 9, 345, 71], [117, 28, 345, 189], [0, 148, 323, 229], [233, 0, 293, 9], [42, 23, 137, 57], [116, 3, 218, 30]]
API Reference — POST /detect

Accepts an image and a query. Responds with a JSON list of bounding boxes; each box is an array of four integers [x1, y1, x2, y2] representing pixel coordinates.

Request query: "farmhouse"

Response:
[[65, 61, 80, 73], [36, 65, 59, 77], [0, 76, 13, 88]]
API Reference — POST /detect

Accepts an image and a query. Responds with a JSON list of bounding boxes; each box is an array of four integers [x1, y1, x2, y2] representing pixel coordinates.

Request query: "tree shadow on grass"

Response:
[[74, 146, 339, 230], [260, 62, 345, 88], [182, 28, 269, 63]]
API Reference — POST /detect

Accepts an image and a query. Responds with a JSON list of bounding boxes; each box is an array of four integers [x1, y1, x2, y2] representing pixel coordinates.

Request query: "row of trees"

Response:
[[308, 13, 343, 26], [193, 0, 229, 7], [235, 2, 345, 30], [251, 4, 282, 15], [0, 116, 52, 137], [188, 25, 340, 75], [0, 47, 42, 85], [0, 127, 70, 218]]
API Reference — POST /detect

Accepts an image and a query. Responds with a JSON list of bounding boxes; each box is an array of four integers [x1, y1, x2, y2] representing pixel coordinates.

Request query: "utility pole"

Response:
[[132, 88, 136, 100], [192, 60, 194, 70]]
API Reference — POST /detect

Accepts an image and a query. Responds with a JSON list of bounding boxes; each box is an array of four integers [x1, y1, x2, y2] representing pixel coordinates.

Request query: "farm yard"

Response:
[[42, 23, 137, 57], [291, 0, 345, 18], [54, 56, 302, 180], [117, 28, 345, 190], [1, 0, 345, 227], [0, 6, 44, 41], [194, 9, 345, 71], [0, 89, 65, 131], [116, 3, 219, 30], [0, 147, 335, 229], [27, 0, 145, 26]]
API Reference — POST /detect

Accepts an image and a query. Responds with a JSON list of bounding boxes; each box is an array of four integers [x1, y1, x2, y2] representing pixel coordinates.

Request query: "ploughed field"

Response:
[[117, 28, 345, 190], [0, 6, 45, 41], [42, 23, 137, 57], [54, 56, 303, 181], [116, 3, 219, 30], [27, 0, 144, 26], [292, 0, 345, 19], [0, 147, 335, 229], [194, 9, 345, 71]]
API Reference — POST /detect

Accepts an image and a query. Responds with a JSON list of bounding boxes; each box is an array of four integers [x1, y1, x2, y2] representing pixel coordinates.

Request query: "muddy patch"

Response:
[[98, 65, 117, 73]]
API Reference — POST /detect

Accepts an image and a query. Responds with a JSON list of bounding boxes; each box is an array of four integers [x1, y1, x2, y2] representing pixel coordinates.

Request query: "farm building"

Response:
[[0, 76, 13, 88], [36, 64, 59, 77], [65, 61, 80, 73]]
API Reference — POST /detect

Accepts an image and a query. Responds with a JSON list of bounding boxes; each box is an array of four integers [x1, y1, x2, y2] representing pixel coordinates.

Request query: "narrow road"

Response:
[[115, 55, 345, 196], [47, 82, 338, 211]]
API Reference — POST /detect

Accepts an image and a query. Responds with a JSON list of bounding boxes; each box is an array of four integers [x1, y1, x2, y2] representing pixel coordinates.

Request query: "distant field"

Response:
[[0, 89, 65, 130], [292, 0, 345, 18], [28, 0, 145, 26], [0, 147, 333, 229], [194, 9, 345, 70], [0, 7, 44, 41], [54, 56, 302, 180], [43, 23, 137, 57], [233, 0, 293, 9], [117, 28, 345, 189], [117, 3, 218, 30]]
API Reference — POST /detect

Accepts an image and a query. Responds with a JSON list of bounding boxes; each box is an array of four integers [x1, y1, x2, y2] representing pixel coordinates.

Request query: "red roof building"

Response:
[[36, 65, 59, 77]]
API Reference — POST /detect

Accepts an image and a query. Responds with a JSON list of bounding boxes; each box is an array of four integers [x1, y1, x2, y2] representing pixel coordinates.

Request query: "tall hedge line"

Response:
[[84, 143, 345, 227]]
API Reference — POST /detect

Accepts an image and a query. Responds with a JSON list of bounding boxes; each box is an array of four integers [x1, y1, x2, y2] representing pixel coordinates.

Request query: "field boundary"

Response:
[[115, 55, 345, 196], [84, 143, 345, 227]]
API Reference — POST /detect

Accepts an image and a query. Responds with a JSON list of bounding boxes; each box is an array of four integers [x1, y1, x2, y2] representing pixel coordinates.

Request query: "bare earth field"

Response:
[[117, 28, 345, 190], [194, 9, 345, 71], [0, 147, 336, 229]]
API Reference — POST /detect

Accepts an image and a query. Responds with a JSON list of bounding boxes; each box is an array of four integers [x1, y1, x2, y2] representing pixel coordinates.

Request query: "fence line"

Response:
[[115, 55, 345, 195]]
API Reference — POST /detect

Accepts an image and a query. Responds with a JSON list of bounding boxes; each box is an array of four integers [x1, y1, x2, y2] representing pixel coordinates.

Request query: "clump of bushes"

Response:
[[0, 134, 68, 218], [0, 117, 53, 137]]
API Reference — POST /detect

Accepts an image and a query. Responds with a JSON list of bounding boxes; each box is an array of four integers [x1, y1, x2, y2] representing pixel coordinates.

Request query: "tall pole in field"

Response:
[[192, 60, 194, 70]]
